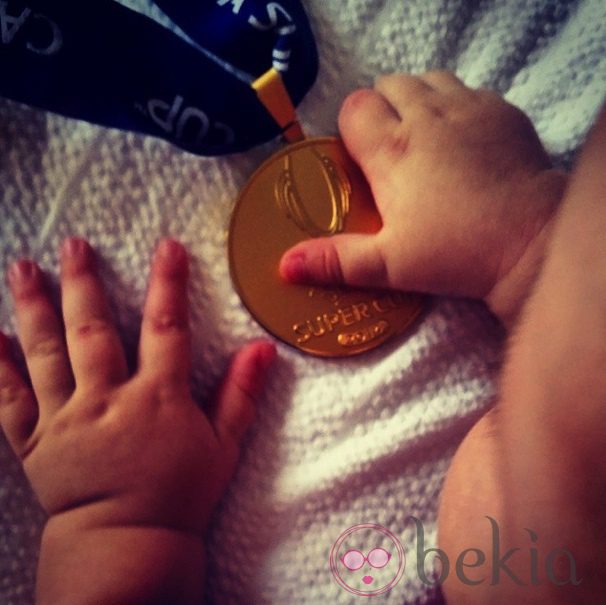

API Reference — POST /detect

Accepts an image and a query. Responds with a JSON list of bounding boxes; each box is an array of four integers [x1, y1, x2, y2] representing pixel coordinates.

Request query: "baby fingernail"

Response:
[[280, 253, 308, 282], [7, 260, 37, 285], [62, 237, 86, 258], [256, 342, 277, 373], [157, 238, 184, 260]]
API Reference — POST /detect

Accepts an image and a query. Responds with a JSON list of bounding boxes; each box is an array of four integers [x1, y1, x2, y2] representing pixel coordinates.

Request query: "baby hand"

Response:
[[0, 238, 275, 535], [0, 238, 276, 603], [280, 72, 567, 323]]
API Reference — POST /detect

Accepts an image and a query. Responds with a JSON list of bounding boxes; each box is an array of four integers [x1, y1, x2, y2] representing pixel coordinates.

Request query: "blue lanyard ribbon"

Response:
[[0, 0, 318, 155]]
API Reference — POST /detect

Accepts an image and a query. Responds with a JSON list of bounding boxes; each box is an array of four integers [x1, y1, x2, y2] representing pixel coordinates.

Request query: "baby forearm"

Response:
[[439, 105, 606, 605], [37, 516, 206, 605], [498, 104, 606, 597], [503, 104, 606, 490]]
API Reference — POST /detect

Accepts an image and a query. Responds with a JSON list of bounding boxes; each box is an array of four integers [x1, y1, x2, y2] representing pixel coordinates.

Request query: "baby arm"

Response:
[[439, 103, 606, 604], [0, 239, 275, 605], [280, 71, 568, 325], [279, 70, 604, 601]]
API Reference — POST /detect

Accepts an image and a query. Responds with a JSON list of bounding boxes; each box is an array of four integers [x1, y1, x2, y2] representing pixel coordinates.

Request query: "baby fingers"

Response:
[[7, 258, 73, 419], [0, 331, 38, 458], [138, 239, 191, 383], [280, 232, 388, 289], [60, 238, 128, 392]]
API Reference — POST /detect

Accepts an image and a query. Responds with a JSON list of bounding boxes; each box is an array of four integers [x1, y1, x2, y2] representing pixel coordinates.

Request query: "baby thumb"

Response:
[[279, 233, 387, 288], [211, 340, 276, 446]]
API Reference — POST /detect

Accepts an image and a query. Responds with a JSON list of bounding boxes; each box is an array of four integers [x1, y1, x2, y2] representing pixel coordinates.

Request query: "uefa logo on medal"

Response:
[[329, 523, 406, 596]]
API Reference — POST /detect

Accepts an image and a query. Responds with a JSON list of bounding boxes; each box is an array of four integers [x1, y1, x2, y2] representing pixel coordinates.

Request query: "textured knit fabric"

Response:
[[1, 1, 605, 604]]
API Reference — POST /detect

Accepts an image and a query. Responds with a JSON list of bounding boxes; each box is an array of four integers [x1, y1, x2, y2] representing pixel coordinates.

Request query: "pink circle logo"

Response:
[[329, 523, 405, 596]]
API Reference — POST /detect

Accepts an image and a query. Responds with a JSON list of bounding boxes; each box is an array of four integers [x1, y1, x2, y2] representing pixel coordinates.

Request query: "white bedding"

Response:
[[1, 1, 605, 603]]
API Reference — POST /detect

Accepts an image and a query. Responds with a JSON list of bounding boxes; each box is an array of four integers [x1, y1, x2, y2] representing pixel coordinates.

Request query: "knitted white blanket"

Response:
[[1, 1, 605, 604]]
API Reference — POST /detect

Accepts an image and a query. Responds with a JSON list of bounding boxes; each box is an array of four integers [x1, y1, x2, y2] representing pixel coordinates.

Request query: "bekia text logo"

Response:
[[329, 524, 405, 596], [330, 517, 582, 596]]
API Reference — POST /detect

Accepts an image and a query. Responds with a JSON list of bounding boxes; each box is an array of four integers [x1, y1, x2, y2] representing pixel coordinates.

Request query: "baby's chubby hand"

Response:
[[280, 72, 567, 323], [0, 238, 275, 537]]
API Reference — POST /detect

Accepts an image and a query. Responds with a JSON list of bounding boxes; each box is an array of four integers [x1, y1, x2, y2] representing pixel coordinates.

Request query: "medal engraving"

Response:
[[275, 148, 350, 236], [291, 292, 413, 345], [229, 137, 423, 357], [307, 288, 346, 308], [338, 320, 390, 348]]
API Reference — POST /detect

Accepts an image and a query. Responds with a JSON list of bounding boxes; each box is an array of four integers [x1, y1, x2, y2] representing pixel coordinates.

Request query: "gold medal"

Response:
[[228, 70, 423, 357]]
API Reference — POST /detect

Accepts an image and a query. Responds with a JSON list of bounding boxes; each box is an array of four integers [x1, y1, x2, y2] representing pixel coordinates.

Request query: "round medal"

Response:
[[229, 137, 423, 357]]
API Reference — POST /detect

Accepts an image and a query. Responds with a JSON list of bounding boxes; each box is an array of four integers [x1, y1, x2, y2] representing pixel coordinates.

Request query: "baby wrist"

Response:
[[485, 169, 568, 327], [36, 516, 206, 605]]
